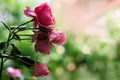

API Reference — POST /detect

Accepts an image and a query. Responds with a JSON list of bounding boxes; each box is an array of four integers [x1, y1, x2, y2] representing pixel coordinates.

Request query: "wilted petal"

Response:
[[24, 6, 36, 17], [50, 29, 67, 45], [35, 40, 51, 54], [33, 63, 50, 77]]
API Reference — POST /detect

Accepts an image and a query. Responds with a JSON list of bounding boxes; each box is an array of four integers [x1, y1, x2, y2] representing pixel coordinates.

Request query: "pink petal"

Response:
[[34, 2, 55, 27], [35, 40, 51, 54], [33, 19, 39, 28], [34, 3, 48, 13], [12, 69, 22, 78], [49, 29, 67, 45], [32, 32, 38, 42], [24, 6, 36, 17], [33, 63, 50, 77], [52, 33, 67, 45], [6, 67, 22, 79]]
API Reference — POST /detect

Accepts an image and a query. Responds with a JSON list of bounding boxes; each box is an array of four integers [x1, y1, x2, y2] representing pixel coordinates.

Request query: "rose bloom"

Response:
[[49, 29, 67, 45], [24, 2, 55, 28], [32, 27, 67, 54], [6, 67, 23, 79], [33, 62, 50, 77]]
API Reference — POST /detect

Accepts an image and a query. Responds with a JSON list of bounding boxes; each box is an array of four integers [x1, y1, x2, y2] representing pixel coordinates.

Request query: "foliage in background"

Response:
[[1, 0, 120, 80]]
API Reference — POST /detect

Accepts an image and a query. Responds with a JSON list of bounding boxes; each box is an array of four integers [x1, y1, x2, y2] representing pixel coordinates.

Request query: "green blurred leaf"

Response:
[[11, 44, 21, 55], [19, 56, 35, 68], [0, 42, 6, 50]]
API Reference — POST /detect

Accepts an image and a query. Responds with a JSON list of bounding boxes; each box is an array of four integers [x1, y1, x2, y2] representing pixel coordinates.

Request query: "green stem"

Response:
[[20, 38, 32, 40], [0, 57, 3, 80], [0, 23, 13, 79], [13, 19, 33, 32], [0, 19, 34, 79], [7, 33, 12, 43], [18, 34, 33, 36], [15, 27, 39, 33]]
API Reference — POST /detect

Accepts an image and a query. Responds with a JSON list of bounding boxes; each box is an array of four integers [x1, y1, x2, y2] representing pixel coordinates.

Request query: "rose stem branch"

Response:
[[0, 41, 10, 80], [20, 38, 32, 40], [0, 19, 33, 79], [18, 34, 33, 36], [13, 19, 33, 32], [15, 28, 40, 34], [0, 46, 8, 80], [0, 25, 13, 79], [0, 57, 3, 80]]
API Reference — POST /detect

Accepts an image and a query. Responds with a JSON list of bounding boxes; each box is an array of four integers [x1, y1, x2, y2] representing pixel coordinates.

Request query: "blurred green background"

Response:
[[1, 0, 120, 80]]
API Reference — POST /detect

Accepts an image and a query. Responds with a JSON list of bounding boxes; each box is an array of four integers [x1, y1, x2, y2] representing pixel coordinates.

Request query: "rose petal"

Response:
[[34, 2, 55, 27], [24, 6, 36, 17], [6, 67, 22, 79], [35, 40, 51, 54], [33, 63, 50, 77], [49, 29, 67, 45], [52, 33, 67, 45], [32, 32, 39, 42], [33, 19, 39, 28]]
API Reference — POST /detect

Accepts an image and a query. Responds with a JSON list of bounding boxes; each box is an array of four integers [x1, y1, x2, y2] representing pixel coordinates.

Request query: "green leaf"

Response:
[[19, 56, 35, 68], [11, 44, 21, 55], [0, 42, 6, 50]]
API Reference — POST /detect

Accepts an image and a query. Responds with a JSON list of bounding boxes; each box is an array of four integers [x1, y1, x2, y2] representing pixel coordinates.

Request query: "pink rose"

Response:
[[32, 27, 52, 54], [24, 2, 55, 28], [32, 27, 66, 54], [49, 29, 67, 45], [33, 63, 50, 77], [6, 67, 23, 79]]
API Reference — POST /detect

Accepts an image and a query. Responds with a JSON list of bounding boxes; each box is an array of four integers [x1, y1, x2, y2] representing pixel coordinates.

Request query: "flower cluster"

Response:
[[24, 2, 66, 54], [1, 2, 66, 79], [24, 2, 66, 77]]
